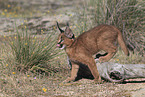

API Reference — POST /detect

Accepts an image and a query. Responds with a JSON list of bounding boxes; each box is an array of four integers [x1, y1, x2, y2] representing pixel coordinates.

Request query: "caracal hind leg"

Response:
[[99, 43, 117, 62], [78, 55, 102, 83], [64, 62, 79, 83]]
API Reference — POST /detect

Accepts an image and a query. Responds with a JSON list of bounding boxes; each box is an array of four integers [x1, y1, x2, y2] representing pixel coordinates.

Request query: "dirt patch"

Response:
[[0, 0, 83, 35], [47, 78, 145, 96]]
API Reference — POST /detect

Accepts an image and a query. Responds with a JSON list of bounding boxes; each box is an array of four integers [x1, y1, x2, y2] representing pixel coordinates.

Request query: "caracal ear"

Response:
[[64, 23, 75, 39], [56, 21, 64, 33]]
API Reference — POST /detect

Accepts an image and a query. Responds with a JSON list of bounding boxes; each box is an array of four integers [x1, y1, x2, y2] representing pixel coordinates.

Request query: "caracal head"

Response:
[[56, 22, 75, 49]]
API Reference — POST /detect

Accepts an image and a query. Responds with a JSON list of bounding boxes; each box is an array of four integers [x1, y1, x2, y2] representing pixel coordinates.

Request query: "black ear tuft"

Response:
[[56, 21, 64, 33]]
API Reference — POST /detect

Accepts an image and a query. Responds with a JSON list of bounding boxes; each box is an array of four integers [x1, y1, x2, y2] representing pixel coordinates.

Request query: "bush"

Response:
[[8, 28, 60, 72], [77, 0, 145, 56]]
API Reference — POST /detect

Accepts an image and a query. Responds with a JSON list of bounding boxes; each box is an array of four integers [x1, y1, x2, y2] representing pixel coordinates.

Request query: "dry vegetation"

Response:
[[0, 0, 145, 96]]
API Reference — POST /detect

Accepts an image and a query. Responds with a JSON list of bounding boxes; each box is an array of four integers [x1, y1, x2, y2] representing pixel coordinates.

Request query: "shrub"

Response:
[[77, 0, 145, 56]]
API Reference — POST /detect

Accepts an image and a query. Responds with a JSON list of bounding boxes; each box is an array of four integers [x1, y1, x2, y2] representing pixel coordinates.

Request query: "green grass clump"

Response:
[[7, 28, 60, 72]]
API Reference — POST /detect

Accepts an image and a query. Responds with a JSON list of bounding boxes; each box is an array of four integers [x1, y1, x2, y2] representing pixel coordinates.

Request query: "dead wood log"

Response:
[[67, 58, 145, 82], [96, 62, 145, 82]]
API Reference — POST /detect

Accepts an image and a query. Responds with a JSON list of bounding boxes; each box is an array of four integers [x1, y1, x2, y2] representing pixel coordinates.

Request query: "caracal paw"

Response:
[[63, 77, 75, 83], [99, 57, 108, 62]]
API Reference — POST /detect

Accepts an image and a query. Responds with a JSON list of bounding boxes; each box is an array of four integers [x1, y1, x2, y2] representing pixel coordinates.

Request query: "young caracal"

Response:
[[56, 22, 129, 83]]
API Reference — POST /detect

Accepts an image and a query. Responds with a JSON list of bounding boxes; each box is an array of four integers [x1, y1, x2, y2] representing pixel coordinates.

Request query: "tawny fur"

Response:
[[57, 23, 129, 83]]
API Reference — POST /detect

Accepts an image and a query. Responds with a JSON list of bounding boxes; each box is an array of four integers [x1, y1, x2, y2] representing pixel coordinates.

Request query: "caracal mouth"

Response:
[[57, 44, 66, 49]]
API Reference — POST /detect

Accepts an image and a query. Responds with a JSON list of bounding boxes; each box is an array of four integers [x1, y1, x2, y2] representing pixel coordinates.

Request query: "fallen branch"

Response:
[[96, 62, 145, 82], [67, 58, 145, 82]]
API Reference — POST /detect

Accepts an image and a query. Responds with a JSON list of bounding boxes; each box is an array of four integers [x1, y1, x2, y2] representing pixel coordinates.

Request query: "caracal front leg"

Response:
[[64, 62, 79, 83]]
